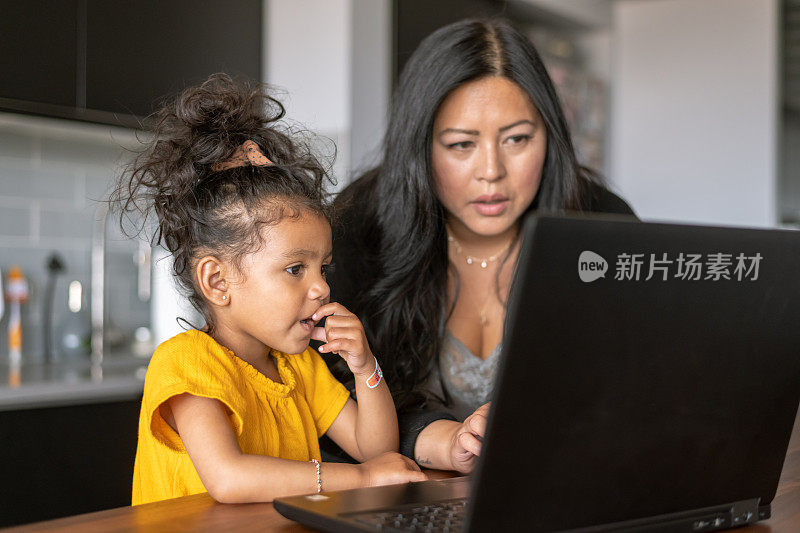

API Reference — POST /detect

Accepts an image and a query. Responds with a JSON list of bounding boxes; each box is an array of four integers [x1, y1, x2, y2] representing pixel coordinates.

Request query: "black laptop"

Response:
[[275, 214, 800, 532]]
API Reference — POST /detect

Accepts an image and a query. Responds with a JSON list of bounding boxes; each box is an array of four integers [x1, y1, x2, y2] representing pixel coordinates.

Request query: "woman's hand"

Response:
[[311, 302, 375, 377], [448, 403, 490, 474], [358, 452, 429, 487]]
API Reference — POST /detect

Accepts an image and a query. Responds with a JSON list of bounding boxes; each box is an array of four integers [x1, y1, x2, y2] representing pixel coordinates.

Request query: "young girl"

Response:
[[115, 74, 426, 505]]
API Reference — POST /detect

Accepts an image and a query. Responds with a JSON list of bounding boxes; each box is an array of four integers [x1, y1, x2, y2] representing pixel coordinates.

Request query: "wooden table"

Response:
[[6, 417, 800, 533]]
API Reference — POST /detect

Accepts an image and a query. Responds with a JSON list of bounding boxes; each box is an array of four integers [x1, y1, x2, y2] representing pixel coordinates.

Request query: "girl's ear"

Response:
[[196, 256, 230, 306]]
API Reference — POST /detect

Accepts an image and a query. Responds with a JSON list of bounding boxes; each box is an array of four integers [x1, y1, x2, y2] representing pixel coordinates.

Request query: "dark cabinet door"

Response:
[[0, 0, 261, 126], [0, 399, 142, 528], [0, 0, 78, 108], [86, 0, 262, 118]]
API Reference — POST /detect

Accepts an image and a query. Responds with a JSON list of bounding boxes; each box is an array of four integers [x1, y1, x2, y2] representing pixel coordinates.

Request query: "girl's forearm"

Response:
[[212, 455, 364, 503], [412, 419, 461, 470], [352, 377, 400, 460]]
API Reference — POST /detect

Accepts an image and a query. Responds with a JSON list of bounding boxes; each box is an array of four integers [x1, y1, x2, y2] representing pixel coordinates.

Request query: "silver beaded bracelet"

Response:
[[310, 458, 322, 493]]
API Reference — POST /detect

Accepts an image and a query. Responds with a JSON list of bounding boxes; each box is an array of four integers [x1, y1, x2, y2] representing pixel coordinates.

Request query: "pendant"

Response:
[[480, 260, 487, 268], [467, 258, 473, 264]]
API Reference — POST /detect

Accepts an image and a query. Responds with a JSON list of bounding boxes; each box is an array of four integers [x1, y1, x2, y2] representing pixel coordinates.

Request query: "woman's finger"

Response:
[[457, 431, 482, 456], [466, 411, 487, 438]]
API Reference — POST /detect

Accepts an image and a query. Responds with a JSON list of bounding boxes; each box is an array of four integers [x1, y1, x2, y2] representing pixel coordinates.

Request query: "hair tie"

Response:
[[212, 140, 273, 172]]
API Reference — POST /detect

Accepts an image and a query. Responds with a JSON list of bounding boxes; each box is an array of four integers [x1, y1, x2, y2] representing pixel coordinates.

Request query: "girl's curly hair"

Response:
[[111, 73, 334, 330]]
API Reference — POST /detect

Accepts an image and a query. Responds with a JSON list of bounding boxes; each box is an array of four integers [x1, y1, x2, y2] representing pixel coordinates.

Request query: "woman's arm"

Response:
[[412, 403, 489, 473], [167, 393, 425, 503]]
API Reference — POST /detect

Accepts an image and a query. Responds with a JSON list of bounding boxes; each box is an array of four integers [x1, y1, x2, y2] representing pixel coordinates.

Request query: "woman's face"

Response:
[[431, 76, 547, 239]]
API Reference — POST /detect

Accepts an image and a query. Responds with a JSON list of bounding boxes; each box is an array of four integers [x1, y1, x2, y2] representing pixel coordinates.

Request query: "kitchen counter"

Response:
[[0, 355, 149, 411]]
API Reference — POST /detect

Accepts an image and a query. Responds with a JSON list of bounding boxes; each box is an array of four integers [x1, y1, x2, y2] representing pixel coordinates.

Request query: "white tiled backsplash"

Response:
[[0, 113, 150, 362]]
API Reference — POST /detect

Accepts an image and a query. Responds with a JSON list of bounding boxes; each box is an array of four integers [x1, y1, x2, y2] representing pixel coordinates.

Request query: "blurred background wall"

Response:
[[611, 0, 779, 227]]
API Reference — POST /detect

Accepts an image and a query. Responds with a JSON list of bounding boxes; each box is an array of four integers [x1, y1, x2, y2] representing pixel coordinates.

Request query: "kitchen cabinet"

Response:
[[0, 398, 141, 528], [0, 0, 261, 127], [0, 1, 78, 108], [85, 0, 261, 119], [0, 358, 146, 528]]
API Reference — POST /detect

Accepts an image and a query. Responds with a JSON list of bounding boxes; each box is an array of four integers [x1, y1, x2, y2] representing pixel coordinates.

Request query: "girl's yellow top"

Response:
[[132, 329, 350, 505]]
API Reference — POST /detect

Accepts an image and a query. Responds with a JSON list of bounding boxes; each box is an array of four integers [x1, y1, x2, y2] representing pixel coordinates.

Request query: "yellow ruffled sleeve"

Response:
[[291, 348, 351, 436], [142, 330, 245, 452]]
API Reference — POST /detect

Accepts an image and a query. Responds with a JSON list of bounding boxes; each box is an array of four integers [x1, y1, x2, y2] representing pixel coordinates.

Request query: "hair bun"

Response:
[[148, 73, 286, 169], [175, 73, 284, 133]]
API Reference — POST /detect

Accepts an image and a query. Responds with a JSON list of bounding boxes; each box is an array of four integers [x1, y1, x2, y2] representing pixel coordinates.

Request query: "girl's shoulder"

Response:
[[152, 329, 220, 358], [148, 330, 238, 381]]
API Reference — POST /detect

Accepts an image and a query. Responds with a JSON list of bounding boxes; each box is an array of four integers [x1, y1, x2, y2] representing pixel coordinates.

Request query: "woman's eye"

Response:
[[506, 134, 531, 145], [321, 263, 334, 277], [447, 140, 474, 150], [286, 265, 304, 276]]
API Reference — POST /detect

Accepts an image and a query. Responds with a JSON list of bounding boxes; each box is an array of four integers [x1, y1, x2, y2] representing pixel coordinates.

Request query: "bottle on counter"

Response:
[[56, 280, 91, 360], [5, 266, 29, 387]]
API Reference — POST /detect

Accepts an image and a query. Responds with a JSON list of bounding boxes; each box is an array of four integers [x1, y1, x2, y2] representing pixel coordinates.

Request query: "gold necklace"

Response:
[[446, 232, 514, 269], [447, 229, 514, 327]]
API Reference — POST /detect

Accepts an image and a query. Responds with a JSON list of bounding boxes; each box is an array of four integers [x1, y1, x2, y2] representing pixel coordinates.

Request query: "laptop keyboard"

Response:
[[350, 499, 467, 532]]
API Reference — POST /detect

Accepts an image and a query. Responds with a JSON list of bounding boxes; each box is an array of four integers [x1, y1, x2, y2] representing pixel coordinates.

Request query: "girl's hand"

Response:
[[449, 403, 490, 474], [311, 302, 375, 377], [358, 452, 429, 487]]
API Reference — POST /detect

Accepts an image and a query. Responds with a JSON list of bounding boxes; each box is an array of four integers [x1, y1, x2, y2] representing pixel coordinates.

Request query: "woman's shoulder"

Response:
[[583, 180, 637, 218], [330, 171, 382, 308], [333, 170, 379, 224]]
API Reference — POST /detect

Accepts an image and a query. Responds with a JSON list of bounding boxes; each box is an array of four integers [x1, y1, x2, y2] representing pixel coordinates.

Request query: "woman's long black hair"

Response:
[[334, 19, 597, 412]]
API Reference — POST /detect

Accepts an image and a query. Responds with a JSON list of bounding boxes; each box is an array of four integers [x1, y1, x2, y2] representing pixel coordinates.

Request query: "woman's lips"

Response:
[[471, 195, 509, 216]]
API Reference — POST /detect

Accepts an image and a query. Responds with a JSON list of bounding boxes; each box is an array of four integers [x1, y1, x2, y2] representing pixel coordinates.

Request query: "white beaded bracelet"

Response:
[[310, 458, 322, 493]]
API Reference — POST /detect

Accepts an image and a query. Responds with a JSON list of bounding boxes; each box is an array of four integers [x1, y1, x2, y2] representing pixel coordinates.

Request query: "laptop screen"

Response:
[[469, 215, 800, 531]]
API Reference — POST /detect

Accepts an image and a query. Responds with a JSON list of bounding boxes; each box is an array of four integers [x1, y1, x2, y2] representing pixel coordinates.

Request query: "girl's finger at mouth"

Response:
[[318, 342, 344, 355], [310, 327, 327, 342], [321, 315, 353, 329], [311, 305, 332, 321], [311, 302, 352, 321]]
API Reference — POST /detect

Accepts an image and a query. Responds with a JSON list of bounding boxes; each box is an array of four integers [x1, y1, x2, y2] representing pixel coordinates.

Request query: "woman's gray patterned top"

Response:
[[423, 329, 502, 421]]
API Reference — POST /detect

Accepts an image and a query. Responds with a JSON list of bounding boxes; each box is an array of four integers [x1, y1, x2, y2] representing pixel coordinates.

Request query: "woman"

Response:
[[326, 18, 635, 473]]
